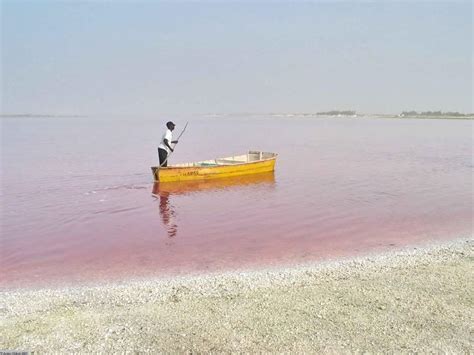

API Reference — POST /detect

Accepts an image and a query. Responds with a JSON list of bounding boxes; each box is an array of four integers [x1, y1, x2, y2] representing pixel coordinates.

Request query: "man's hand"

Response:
[[172, 140, 179, 144]]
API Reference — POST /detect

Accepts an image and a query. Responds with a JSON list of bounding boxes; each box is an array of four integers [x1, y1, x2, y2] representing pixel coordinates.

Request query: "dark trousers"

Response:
[[158, 148, 168, 167]]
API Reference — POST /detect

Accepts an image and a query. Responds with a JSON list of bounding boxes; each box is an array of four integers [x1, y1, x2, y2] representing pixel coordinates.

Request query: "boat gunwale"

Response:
[[153, 153, 278, 171]]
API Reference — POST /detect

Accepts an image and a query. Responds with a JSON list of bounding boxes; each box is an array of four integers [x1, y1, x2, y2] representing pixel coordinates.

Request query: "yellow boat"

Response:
[[151, 151, 277, 182]]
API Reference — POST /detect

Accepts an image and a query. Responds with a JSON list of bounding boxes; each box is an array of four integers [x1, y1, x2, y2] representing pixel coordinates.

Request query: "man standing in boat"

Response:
[[158, 121, 179, 167]]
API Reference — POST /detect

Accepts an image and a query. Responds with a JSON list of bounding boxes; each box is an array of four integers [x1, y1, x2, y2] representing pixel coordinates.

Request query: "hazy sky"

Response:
[[1, 1, 472, 115]]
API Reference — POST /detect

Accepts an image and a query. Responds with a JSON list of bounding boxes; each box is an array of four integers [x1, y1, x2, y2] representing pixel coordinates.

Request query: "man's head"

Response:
[[166, 121, 176, 131]]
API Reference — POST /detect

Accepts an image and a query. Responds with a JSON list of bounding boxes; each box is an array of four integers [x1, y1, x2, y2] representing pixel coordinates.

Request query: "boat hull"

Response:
[[151, 152, 277, 182], [152, 171, 276, 195]]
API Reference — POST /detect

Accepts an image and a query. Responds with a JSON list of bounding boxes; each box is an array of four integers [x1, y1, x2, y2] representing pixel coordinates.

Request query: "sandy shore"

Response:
[[2, 238, 473, 353]]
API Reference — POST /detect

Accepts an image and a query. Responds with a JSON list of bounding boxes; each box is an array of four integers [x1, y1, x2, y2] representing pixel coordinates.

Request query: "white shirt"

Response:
[[158, 129, 173, 153]]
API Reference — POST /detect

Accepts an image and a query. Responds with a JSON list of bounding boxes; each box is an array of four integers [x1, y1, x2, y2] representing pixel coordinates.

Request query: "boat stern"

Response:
[[151, 166, 160, 182]]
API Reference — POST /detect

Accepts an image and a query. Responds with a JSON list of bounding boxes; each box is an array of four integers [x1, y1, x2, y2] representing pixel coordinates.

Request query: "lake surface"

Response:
[[1, 115, 472, 288]]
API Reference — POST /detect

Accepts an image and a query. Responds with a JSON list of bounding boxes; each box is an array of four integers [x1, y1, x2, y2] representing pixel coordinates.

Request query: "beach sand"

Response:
[[2, 238, 473, 353]]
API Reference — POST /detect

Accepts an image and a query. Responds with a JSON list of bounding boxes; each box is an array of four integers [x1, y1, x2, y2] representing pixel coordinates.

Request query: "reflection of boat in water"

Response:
[[151, 151, 277, 182], [152, 171, 276, 196], [152, 172, 276, 238]]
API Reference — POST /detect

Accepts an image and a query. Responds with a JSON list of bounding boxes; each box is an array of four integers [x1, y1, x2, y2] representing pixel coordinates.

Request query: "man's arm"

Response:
[[164, 139, 174, 152]]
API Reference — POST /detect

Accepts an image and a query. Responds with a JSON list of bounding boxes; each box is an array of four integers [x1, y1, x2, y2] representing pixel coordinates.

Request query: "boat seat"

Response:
[[215, 159, 243, 165], [195, 162, 218, 167]]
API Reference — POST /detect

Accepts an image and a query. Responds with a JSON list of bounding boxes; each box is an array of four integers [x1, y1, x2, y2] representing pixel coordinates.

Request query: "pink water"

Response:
[[1, 116, 472, 288]]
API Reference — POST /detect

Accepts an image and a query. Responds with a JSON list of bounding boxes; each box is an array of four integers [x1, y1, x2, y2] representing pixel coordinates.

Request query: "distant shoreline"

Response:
[[0, 114, 86, 118], [264, 114, 474, 120], [2, 113, 473, 120]]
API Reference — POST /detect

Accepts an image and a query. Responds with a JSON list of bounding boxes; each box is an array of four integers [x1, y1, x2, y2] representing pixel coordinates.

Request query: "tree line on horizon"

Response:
[[400, 111, 472, 117], [316, 110, 356, 116], [316, 110, 472, 117]]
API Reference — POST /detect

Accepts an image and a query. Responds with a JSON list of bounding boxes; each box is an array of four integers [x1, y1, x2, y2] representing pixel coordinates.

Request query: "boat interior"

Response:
[[170, 151, 277, 168]]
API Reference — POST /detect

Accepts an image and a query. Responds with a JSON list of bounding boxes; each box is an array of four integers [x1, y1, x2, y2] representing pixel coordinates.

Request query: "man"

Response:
[[158, 121, 179, 167]]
